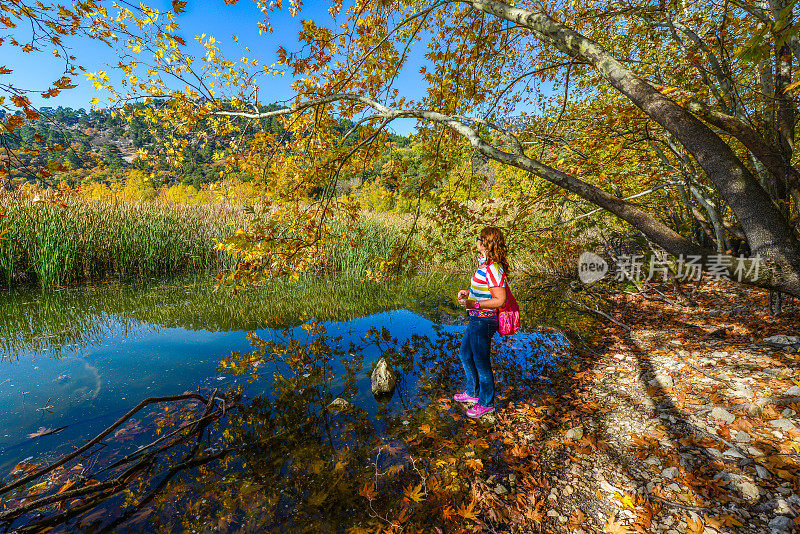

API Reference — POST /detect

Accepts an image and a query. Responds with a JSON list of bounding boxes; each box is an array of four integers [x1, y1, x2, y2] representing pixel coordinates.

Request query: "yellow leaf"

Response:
[[614, 492, 635, 509], [456, 497, 478, 520], [707, 514, 744, 528], [403, 483, 425, 503]]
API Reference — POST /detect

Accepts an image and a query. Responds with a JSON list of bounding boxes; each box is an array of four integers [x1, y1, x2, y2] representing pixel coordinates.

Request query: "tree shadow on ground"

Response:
[[497, 283, 800, 533]]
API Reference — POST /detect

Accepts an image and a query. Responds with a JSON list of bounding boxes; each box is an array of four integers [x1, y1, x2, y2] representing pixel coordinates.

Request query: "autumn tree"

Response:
[[4, 0, 800, 295]]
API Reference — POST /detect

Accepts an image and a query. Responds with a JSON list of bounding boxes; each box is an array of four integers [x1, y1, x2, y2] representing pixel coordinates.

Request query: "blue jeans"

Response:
[[459, 315, 499, 407]]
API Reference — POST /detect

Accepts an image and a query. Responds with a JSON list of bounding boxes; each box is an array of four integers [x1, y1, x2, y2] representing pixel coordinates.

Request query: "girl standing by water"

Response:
[[455, 227, 509, 418]]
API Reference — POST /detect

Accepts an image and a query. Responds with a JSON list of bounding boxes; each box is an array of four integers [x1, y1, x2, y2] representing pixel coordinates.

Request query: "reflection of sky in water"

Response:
[[0, 308, 569, 472]]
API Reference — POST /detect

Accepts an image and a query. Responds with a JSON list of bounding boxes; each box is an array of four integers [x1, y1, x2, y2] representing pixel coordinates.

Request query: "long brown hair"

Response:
[[479, 226, 510, 279]]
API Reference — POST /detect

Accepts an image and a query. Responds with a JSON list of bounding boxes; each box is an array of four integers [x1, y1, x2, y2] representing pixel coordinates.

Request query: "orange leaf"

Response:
[[56, 479, 77, 495], [684, 514, 704, 534], [604, 516, 633, 534], [707, 514, 744, 528], [569, 508, 586, 528], [358, 482, 377, 500], [456, 498, 478, 520], [396, 506, 411, 524]]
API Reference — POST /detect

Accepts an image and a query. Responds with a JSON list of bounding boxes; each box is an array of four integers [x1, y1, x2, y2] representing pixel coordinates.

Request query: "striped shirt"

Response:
[[469, 256, 506, 313]]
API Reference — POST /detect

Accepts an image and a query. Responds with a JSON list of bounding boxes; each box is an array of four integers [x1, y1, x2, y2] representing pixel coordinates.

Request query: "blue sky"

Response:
[[3, 0, 429, 135]]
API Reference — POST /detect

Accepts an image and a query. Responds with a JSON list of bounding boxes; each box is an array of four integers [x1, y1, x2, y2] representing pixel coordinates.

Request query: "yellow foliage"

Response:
[[359, 181, 394, 212]]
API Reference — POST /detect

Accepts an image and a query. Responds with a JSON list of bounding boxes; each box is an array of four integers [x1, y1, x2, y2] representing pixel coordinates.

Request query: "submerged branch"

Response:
[[0, 392, 211, 496], [0, 390, 234, 532]]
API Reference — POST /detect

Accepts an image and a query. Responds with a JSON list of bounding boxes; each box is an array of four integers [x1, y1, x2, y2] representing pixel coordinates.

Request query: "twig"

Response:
[[646, 494, 719, 512], [98, 408, 227, 474], [0, 480, 116, 521], [567, 298, 631, 330]]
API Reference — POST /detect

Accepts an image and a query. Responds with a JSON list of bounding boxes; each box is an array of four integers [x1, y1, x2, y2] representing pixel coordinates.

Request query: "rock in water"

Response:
[[371, 358, 397, 396], [328, 398, 352, 411]]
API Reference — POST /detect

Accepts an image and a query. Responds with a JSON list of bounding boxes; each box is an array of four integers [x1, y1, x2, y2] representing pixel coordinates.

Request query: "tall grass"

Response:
[[324, 216, 407, 275], [0, 193, 242, 288]]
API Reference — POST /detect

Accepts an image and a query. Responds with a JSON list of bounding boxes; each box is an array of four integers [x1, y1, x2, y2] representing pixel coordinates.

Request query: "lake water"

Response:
[[0, 275, 586, 532]]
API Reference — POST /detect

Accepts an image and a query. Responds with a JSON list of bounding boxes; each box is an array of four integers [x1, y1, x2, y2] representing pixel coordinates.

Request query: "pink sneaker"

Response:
[[453, 391, 479, 404], [466, 404, 495, 419]]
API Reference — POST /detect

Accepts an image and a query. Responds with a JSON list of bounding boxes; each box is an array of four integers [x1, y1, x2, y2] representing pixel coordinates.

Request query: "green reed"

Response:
[[0, 195, 243, 288], [0, 193, 430, 288], [324, 216, 412, 275]]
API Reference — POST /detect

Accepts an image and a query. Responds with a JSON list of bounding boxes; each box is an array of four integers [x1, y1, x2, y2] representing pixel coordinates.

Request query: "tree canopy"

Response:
[[2, 0, 800, 294]]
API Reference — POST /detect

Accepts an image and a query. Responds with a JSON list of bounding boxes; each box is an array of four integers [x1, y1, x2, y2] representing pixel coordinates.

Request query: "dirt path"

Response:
[[482, 281, 800, 533]]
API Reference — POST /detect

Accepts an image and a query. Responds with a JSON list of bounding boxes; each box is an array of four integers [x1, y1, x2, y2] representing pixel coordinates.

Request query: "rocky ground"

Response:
[[480, 281, 800, 533]]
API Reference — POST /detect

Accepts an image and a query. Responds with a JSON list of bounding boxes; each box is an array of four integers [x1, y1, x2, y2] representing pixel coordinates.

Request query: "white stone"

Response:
[[737, 480, 760, 502], [723, 448, 746, 459], [494, 484, 508, 495], [565, 426, 584, 440], [710, 407, 735, 424], [785, 385, 800, 396], [662, 467, 679, 480], [782, 408, 797, 417], [648, 373, 674, 388], [644, 455, 662, 466], [327, 397, 351, 410], [774, 498, 792, 515], [770, 419, 798, 431], [768, 516, 793, 532], [735, 431, 751, 444]]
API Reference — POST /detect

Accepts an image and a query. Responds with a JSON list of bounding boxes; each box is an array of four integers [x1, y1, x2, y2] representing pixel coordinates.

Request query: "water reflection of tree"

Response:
[[2, 315, 572, 532], [144, 321, 569, 532], [0, 275, 461, 361]]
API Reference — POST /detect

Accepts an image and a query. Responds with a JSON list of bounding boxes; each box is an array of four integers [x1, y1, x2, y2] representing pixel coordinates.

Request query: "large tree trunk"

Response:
[[463, 0, 800, 296]]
